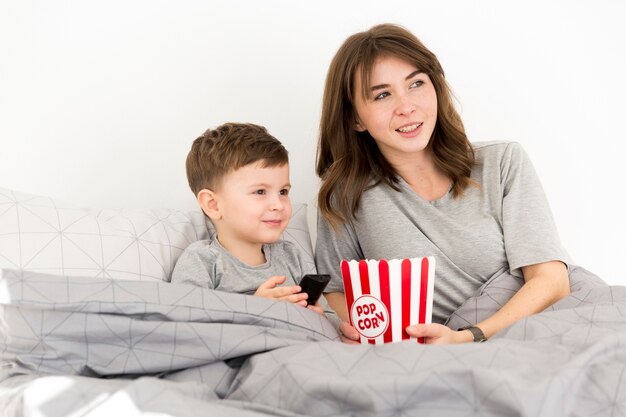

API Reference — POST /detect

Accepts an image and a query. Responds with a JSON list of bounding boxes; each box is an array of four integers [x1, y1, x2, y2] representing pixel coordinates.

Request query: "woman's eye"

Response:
[[373, 91, 390, 101], [410, 80, 424, 88]]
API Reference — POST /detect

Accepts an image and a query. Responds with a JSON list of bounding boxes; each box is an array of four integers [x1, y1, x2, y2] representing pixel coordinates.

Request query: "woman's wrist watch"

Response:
[[459, 325, 487, 343]]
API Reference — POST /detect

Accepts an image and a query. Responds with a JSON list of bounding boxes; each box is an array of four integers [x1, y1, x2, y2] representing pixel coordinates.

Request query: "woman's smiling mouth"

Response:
[[396, 123, 422, 133]]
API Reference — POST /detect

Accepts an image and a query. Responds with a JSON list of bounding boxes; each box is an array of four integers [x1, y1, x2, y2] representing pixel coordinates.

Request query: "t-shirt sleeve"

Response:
[[170, 241, 218, 289], [500, 142, 570, 275], [314, 210, 364, 294]]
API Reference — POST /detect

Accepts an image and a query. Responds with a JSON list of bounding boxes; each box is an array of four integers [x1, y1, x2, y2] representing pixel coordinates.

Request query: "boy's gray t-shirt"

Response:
[[171, 239, 337, 322], [171, 239, 316, 293], [315, 141, 570, 324]]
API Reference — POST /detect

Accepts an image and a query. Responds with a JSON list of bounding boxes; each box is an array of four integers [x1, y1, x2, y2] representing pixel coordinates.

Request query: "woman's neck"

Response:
[[393, 153, 451, 201]]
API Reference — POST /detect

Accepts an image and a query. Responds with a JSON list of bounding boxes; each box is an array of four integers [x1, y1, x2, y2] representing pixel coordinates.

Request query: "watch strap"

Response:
[[459, 325, 487, 343]]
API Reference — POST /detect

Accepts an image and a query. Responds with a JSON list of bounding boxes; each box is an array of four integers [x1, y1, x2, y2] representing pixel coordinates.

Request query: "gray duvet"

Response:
[[1, 266, 625, 417]]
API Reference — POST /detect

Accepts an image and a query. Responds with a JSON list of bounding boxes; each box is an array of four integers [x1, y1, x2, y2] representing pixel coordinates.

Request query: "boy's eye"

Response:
[[254, 189, 266, 195], [280, 189, 290, 196]]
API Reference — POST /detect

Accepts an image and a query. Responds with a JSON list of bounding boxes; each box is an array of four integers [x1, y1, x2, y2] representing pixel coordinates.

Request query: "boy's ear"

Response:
[[197, 189, 221, 220]]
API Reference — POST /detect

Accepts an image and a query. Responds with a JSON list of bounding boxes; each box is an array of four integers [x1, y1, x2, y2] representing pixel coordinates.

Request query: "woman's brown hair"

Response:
[[316, 23, 475, 231]]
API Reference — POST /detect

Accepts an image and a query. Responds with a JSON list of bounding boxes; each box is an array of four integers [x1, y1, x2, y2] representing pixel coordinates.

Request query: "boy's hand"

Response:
[[255, 275, 308, 306]]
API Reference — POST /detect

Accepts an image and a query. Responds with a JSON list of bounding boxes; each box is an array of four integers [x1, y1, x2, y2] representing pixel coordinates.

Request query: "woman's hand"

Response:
[[255, 275, 308, 306], [405, 323, 473, 344], [338, 321, 474, 344], [338, 321, 361, 344]]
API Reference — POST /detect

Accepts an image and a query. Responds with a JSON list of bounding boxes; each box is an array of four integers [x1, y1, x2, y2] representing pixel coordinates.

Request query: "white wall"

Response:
[[1, 0, 624, 284]]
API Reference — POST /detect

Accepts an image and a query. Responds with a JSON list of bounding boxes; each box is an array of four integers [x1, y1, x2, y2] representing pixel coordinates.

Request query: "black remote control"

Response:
[[299, 274, 331, 305]]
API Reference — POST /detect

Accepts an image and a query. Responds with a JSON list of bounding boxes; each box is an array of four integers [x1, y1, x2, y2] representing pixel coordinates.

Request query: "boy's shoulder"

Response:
[[182, 239, 297, 259], [180, 238, 307, 264], [183, 238, 215, 251], [179, 238, 220, 260]]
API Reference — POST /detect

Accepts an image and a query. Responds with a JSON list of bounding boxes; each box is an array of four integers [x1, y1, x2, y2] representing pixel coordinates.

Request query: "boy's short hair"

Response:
[[186, 122, 289, 195]]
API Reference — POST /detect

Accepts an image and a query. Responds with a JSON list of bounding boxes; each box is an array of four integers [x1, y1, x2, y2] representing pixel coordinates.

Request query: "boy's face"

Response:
[[212, 161, 292, 249]]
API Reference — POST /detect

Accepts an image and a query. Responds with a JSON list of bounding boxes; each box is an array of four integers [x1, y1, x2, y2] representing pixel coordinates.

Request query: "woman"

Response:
[[315, 23, 570, 344]]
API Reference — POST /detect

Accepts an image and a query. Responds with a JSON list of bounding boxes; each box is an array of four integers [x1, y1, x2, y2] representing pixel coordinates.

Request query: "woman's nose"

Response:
[[394, 94, 416, 116]]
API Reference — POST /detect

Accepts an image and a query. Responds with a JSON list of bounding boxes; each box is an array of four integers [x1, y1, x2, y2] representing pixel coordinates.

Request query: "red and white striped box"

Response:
[[340, 257, 435, 345]]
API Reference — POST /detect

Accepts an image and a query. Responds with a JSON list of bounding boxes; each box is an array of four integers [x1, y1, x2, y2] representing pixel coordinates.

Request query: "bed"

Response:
[[1, 185, 626, 417]]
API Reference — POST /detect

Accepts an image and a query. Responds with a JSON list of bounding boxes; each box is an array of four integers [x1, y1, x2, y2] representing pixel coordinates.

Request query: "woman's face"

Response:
[[352, 55, 438, 165]]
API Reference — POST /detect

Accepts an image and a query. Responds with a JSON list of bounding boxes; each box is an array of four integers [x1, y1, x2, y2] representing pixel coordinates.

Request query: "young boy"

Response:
[[171, 122, 323, 314]]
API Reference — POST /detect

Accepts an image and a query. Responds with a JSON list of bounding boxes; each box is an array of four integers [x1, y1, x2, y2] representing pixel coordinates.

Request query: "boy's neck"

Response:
[[216, 235, 267, 266]]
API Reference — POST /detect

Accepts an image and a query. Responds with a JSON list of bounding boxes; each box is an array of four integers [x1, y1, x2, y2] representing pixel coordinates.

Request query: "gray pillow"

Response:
[[0, 186, 313, 282]]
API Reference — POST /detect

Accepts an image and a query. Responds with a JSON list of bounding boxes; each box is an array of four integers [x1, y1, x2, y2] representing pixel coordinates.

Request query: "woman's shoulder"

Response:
[[471, 140, 522, 152], [471, 140, 526, 163]]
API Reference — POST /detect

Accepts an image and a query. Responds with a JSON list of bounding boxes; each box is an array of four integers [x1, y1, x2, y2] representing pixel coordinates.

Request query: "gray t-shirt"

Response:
[[315, 141, 570, 323], [171, 238, 337, 322], [171, 239, 316, 293]]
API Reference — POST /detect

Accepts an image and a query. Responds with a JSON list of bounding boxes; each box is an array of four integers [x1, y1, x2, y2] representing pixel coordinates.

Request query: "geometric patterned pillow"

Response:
[[0, 186, 313, 282]]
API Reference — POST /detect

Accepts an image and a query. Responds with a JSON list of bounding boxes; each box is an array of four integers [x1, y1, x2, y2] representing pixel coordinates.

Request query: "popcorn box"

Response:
[[340, 257, 435, 344]]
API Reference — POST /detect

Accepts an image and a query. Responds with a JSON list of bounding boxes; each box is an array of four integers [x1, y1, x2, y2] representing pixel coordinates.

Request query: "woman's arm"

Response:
[[407, 260, 570, 343], [327, 260, 570, 344], [325, 292, 349, 322], [324, 291, 362, 343], [475, 260, 570, 339]]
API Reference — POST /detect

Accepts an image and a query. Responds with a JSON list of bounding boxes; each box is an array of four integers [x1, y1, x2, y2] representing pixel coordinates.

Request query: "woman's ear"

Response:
[[197, 189, 221, 220], [354, 117, 366, 132]]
